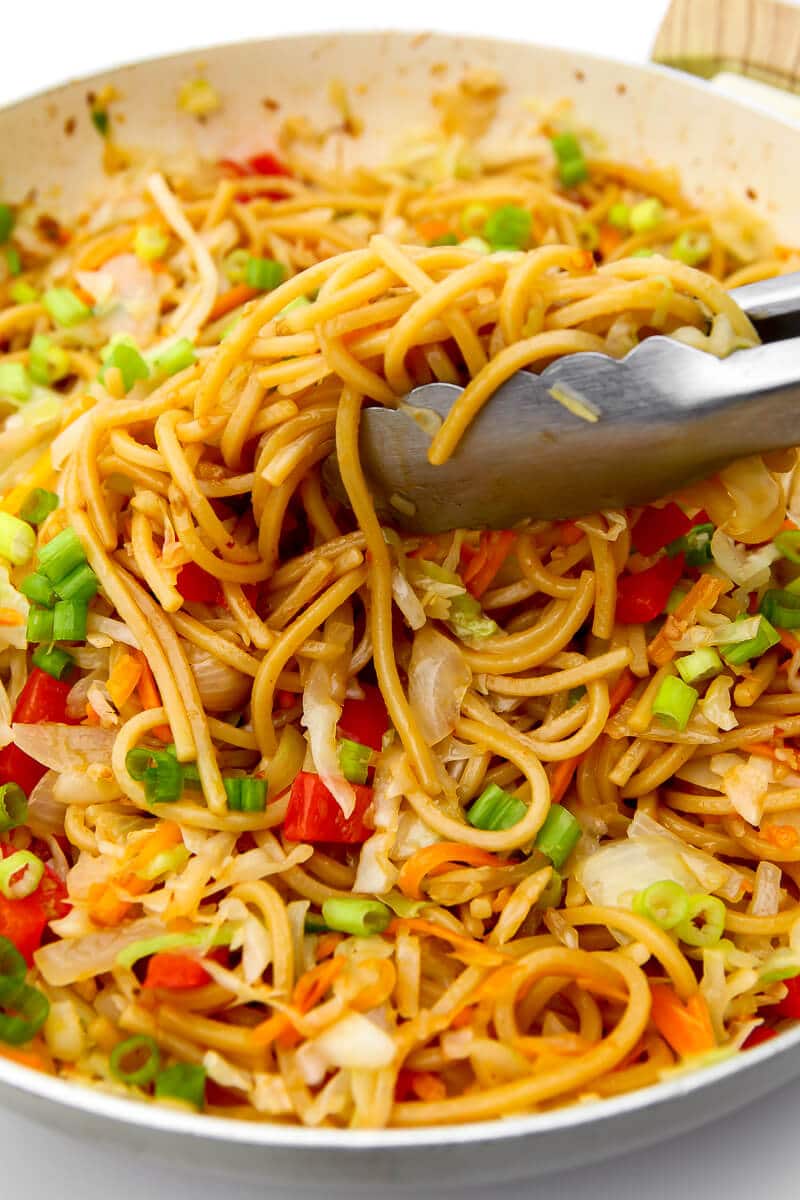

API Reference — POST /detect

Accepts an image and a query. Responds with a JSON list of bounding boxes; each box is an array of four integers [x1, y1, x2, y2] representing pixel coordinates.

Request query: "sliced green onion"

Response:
[[9, 281, 38, 305], [631, 247, 655, 257], [144, 755, 184, 805], [52, 599, 88, 642], [0, 937, 27, 1004], [0, 205, 14, 243], [239, 777, 267, 812], [91, 109, 109, 137], [629, 197, 665, 232], [54, 563, 99, 604], [0, 983, 49, 1045], [32, 645, 74, 680], [125, 747, 158, 781], [26, 605, 54, 643], [116, 924, 234, 969], [670, 230, 711, 266], [534, 803, 582, 868], [277, 296, 313, 317], [567, 685, 587, 707], [721, 614, 780, 665], [134, 225, 168, 262], [550, 132, 583, 164], [668, 522, 714, 566], [608, 203, 631, 230], [558, 157, 589, 187], [652, 674, 698, 730], [674, 893, 726, 947], [760, 949, 800, 984], [467, 783, 527, 831], [304, 913, 330, 933], [110, 1035, 161, 1086], [165, 745, 201, 786], [20, 572, 55, 607], [675, 647, 723, 686], [152, 339, 196, 377], [155, 1062, 206, 1109], [338, 738, 371, 785], [223, 777, 242, 810], [483, 205, 532, 251], [28, 335, 71, 386], [101, 341, 149, 393], [19, 488, 59, 526], [0, 363, 32, 405], [0, 511, 36, 565], [245, 256, 285, 292], [38, 526, 86, 583], [776, 530, 800, 564], [631, 879, 689, 930], [42, 288, 91, 328], [538, 869, 563, 910], [0, 851, 44, 900], [460, 203, 489, 234], [321, 897, 392, 936], [666, 587, 687, 615], [0, 784, 28, 834], [4, 248, 21, 276], [222, 248, 250, 284], [428, 232, 459, 246], [761, 589, 800, 631]]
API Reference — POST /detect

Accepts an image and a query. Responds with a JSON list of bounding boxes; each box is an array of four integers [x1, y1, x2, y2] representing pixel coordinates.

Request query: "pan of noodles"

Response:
[[1, 28, 800, 1188]]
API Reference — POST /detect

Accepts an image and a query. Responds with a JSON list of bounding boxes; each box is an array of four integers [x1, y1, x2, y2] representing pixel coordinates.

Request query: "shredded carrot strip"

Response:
[[556, 520, 585, 547], [135, 653, 171, 742], [397, 842, 513, 900], [0, 449, 54, 516], [209, 283, 259, 322], [84, 702, 101, 726], [649, 984, 715, 1057], [0, 608, 24, 627], [107, 650, 144, 709], [406, 1070, 447, 1101], [779, 629, 800, 655], [451, 1005, 476, 1029], [762, 824, 799, 849], [463, 531, 516, 598], [608, 668, 636, 714], [0, 1045, 50, 1072], [409, 536, 442, 560], [647, 576, 725, 666], [741, 741, 800, 771], [252, 957, 346, 1047], [598, 223, 623, 258], [315, 932, 344, 961], [386, 918, 510, 966], [549, 755, 583, 804], [415, 218, 452, 242], [351, 958, 396, 1011], [88, 823, 183, 927], [782, 518, 798, 532], [129, 821, 183, 873]]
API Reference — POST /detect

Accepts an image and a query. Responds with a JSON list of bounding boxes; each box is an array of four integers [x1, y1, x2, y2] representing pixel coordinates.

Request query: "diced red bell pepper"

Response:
[[743, 1024, 778, 1049], [218, 151, 292, 201], [0, 669, 76, 796], [338, 686, 389, 753], [616, 553, 685, 624], [177, 562, 225, 606], [632, 503, 693, 557], [774, 977, 800, 1021], [0, 844, 70, 964], [142, 952, 211, 990], [283, 772, 373, 844]]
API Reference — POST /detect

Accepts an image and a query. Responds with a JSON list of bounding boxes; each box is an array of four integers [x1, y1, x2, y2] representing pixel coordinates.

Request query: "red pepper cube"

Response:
[[283, 772, 373, 844]]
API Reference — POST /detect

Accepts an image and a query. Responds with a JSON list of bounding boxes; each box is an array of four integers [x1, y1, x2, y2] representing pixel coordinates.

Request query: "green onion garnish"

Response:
[[224, 776, 267, 812], [117, 925, 234, 969], [245, 256, 286, 292], [670, 230, 711, 266], [428, 232, 459, 246], [0, 784, 27, 834], [155, 1062, 206, 1109], [608, 203, 631, 230], [0, 937, 27, 1004], [101, 341, 149, 393], [9, 281, 38, 305], [675, 647, 723, 686], [321, 897, 392, 936], [467, 782, 527, 831], [776, 530, 800, 564], [28, 335, 71, 386], [534, 803, 582, 868], [134, 225, 168, 262], [651, 675, 698, 730], [32, 645, 74, 680], [632, 879, 689, 930], [551, 132, 582, 162], [761, 589, 800, 631], [483, 205, 532, 251], [0, 851, 44, 900], [52, 599, 88, 642], [721, 615, 780, 665], [222, 249, 250, 284], [558, 157, 589, 187], [38, 526, 86, 583], [20, 572, 55, 607], [19, 488, 59, 526], [91, 109, 109, 136], [0, 982, 49, 1045], [42, 288, 91, 328], [667, 522, 714, 565], [0, 205, 14, 243], [567, 685, 587, 707], [629, 197, 665, 233], [5, 247, 21, 276], [0, 363, 32, 405], [110, 1035, 161, 1087], [144, 754, 184, 805], [338, 738, 371, 785], [152, 338, 196, 377], [0, 511, 36, 565], [26, 605, 53, 643], [674, 893, 726, 947], [53, 563, 98, 604]]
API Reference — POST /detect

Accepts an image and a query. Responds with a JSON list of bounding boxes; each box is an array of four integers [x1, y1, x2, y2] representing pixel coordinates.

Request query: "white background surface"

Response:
[[3, 0, 799, 1195]]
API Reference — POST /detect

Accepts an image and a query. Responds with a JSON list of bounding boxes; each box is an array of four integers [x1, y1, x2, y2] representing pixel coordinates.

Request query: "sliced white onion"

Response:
[[183, 641, 251, 711], [34, 918, 164, 986], [750, 861, 782, 917], [392, 568, 426, 630]]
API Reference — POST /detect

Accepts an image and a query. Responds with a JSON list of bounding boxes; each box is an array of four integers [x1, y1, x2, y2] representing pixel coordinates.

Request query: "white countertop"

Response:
[[2, 0, 798, 1194]]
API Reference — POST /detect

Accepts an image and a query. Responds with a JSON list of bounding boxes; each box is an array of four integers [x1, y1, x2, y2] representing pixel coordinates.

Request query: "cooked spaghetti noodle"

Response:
[[0, 110, 799, 1128]]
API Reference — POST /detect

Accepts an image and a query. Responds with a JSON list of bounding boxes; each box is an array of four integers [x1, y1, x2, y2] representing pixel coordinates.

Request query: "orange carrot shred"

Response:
[[463, 530, 516, 598], [397, 842, 513, 900], [549, 755, 583, 804], [649, 984, 715, 1058], [209, 283, 259, 322], [107, 650, 144, 710], [608, 668, 636, 714], [647, 576, 725, 666], [135, 652, 171, 742], [0, 608, 24, 627]]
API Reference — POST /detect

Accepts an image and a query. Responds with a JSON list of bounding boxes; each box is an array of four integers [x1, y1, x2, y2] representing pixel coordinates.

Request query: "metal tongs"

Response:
[[326, 272, 800, 534]]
